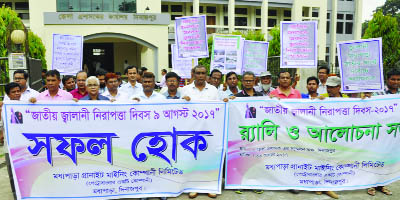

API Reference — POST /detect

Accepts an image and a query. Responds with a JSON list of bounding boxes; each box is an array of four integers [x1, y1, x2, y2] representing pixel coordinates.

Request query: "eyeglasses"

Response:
[[14, 77, 25, 81]]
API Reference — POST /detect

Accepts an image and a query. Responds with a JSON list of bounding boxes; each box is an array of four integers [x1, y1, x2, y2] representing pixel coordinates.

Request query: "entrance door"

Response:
[[83, 43, 114, 75], [207, 16, 216, 34]]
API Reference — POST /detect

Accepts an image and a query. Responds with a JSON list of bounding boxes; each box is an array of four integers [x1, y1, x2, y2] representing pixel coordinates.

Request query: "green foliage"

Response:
[[268, 26, 280, 56], [232, 30, 265, 41], [377, 0, 400, 16], [28, 31, 47, 69], [363, 11, 400, 73], [198, 36, 213, 72]]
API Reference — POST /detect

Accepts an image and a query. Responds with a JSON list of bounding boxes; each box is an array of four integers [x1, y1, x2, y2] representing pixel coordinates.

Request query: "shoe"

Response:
[[377, 186, 392, 195], [367, 187, 376, 196], [289, 189, 300, 194], [315, 191, 322, 195], [253, 190, 264, 194], [325, 191, 339, 199], [160, 197, 167, 200], [207, 193, 217, 198], [235, 190, 243, 194], [189, 192, 198, 199]]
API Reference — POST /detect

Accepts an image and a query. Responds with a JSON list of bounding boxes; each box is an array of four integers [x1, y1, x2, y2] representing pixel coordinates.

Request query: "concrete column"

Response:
[[354, 0, 363, 40], [218, 4, 224, 29], [249, 6, 255, 28], [185, 3, 191, 16], [330, 0, 337, 73], [291, 0, 302, 21], [261, 0, 268, 40], [228, 0, 235, 33], [193, 0, 199, 16]]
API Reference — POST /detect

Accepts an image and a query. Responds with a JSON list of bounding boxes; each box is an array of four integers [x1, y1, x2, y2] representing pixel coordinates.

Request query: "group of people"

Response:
[[1, 62, 400, 200]]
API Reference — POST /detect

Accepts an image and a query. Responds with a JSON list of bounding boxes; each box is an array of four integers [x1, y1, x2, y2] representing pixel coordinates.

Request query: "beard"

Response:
[[262, 83, 272, 91]]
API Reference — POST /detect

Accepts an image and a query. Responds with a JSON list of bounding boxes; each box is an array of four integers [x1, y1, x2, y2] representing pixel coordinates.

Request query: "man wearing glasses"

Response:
[[161, 72, 182, 99], [3, 70, 39, 101], [102, 73, 128, 101], [181, 65, 219, 101], [235, 71, 263, 97]]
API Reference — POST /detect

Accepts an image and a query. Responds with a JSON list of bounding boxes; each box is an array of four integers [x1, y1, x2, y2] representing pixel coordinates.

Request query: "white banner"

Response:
[[3, 101, 226, 200], [226, 96, 400, 191]]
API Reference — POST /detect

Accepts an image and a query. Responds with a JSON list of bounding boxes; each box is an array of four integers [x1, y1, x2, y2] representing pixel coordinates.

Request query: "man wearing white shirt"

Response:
[[131, 72, 165, 102], [120, 65, 143, 97], [181, 65, 219, 101], [102, 73, 128, 101], [181, 65, 218, 199], [3, 70, 39, 101], [317, 63, 329, 95]]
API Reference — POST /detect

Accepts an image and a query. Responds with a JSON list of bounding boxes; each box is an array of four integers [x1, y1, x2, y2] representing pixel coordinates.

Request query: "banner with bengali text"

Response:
[[2, 101, 226, 200], [225, 95, 400, 191]]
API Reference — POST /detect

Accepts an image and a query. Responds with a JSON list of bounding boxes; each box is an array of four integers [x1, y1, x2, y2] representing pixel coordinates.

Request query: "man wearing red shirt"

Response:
[[269, 70, 301, 99]]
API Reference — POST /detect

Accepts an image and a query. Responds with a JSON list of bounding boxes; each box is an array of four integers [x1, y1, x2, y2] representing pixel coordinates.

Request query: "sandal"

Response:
[[367, 187, 376, 196], [377, 186, 392, 195], [235, 190, 243, 194], [253, 190, 264, 194]]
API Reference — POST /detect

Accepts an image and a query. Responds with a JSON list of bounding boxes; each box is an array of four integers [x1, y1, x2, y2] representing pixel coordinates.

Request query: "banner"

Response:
[[210, 35, 243, 74], [171, 44, 198, 79], [337, 38, 384, 93], [3, 101, 226, 200], [280, 21, 317, 68], [52, 34, 83, 75], [242, 40, 269, 76], [175, 15, 209, 59], [225, 96, 400, 191]]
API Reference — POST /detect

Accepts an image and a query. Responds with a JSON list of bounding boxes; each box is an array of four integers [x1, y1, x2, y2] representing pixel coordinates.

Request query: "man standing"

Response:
[[70, 71, 88, 99], [120, 66, 143, 97], [302, 76, 319, 99], [269, 70, 301, 99], [209, 69, 223, 89], [219, 71, 239, 99], [62, 75, 76, 92], [156, 69, 168, 88], [235, 71, 263, 97], [375, 69, 400, 95], [3, 70, 39, 101], [181, 65, 218, 199], [161, 72, 181, 99], [317, 62, 330, 94], [96, 69, 107, 94], [255, 71, 275, 96], [32, 70, 73, 101], [181, 65, 219, 101], [81, 76, 109, 101], [102, 73, 128, 101], [321, 76, 349, 98], [131, 72, 165, 101]]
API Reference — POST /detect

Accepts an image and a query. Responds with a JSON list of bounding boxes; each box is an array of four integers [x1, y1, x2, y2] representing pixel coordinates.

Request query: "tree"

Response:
[[363, 11, 400, 73], [377, 0, 400, 16], [0, 5, 47, 84]]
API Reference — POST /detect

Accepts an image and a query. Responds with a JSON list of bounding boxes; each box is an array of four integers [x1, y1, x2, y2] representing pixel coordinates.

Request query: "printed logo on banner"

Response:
[[245, 104, 256, 118], [10, 108, 23, 124]]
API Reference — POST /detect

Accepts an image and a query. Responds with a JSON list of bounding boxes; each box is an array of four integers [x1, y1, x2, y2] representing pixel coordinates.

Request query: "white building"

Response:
[[2, 0, 363, 82]]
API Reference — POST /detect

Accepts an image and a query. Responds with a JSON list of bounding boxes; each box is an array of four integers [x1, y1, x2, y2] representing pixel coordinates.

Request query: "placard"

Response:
[[171, 44, 198, 79], [242, 40, 269, 75], [52, 34, 83, 75], [210, 35, 243, 74]]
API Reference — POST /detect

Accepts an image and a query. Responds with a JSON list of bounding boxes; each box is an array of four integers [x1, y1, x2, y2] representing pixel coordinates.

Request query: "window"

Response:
[[93, 49, 105, 56], [268, 9, 277, 16], [325, 55, 329, 63], [190, 6, 203, 13], [206, 6, 216, 14], [171, 15, 182, 20], [312, 11, 319, 17], [171, 5, 182, 12], [346, 14, 353, 20], [57, 0, 137, 13], [337, 22, 344, 34], [284, 10, 291, 17], [256, 18, 261, 27], [0, 2, 12, 8], [235, 8, 247, 15], [224, 16, 228, 26], [327, 13, 330, 19], [337, 13, 344, 20], [256, 9, 261, 16], [161, 5, 168, 12], [345, 22, 353, 34], [326, 47, 330, 53], [268, 19, 277, 27], [18, 13, 30, 20], [326, 21, 330, 33], [15, 2, 29, 10], [235, 17, 247, 26]]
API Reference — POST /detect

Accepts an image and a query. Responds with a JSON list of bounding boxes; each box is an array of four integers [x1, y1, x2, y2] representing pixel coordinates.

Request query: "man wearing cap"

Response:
[[321, 76, 349, 98], [256, 71, 275, 96]]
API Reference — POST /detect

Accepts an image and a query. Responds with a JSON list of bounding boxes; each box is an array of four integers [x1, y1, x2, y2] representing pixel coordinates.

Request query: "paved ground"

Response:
[[0, 147, 398, 200]]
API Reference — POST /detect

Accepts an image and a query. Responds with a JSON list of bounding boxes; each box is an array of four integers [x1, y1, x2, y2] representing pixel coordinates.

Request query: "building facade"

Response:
[[2, 0, 362, 82]]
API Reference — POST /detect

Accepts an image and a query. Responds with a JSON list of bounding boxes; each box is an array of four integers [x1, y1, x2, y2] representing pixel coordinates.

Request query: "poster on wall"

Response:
[[280, 21, 317, 68], [175, 15, 209, 59], [337, 38, 384, 93], [210, 34, 243, 74], [242, 40, 269, 75], [52, 34, 83, 75], [171, 44, 198, 79]]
